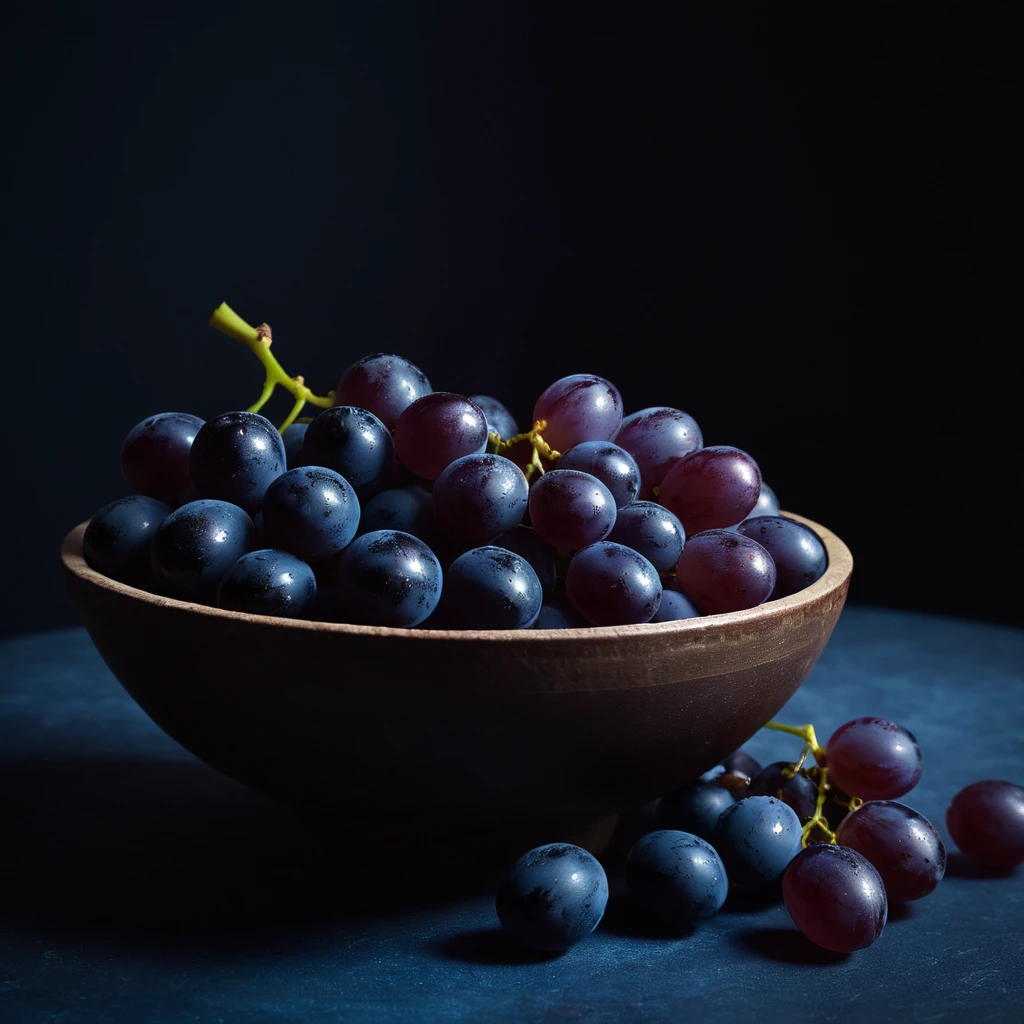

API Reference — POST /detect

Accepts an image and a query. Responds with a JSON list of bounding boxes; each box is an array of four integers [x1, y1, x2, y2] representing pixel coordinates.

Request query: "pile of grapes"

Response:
[[81, 304, 827, 628], [495, 716, 1024, 954]]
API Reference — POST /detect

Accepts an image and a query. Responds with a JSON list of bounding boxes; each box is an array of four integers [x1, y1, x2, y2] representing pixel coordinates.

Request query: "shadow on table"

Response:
[[0, 758, 485, 954], [944, 851, 1017, 880], [732, 927, 850, 965], [431, 927, 564, 965]]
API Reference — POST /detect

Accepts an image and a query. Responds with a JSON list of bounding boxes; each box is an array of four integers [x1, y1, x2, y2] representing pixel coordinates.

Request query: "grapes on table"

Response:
[[825, 717, 923, 802], [713, 795, 804, 890], [747, 761, 820, 822], [656, 779, 736, 842], [946, 780, 1024, 869]]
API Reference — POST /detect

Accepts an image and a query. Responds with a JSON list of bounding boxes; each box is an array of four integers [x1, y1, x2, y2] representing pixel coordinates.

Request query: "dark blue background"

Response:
[[4, 0, 1021, 636]]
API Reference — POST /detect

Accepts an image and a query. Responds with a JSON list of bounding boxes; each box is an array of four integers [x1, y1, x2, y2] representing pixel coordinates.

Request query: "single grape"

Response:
[[443, 546, 543, 629], [946, 780, 1024, 869], [614, 407, 703, 500], [470, 394, 520, 441], [528, 470, 616, 551], [722, 750, 763, 777], [713, 795, 803, 890], [533, 592, 591, 629], [651, 589, 701, 622], [737, 516, 827, 598], [836, 800, 946, 900], [334, 353, 432, 430], [281, 423, 308, 469], [566, 542, 662, 626], [261, 466, 360, 561], [658, 446, 761, 536], [302, 405, 394, 497], [626, 830, 729, 926], [432, 453, 529, 547], [489, 527, 558, 595], [357, 484, 436, 542], [557, 441, 641, 509], [607, 500, 685, 572], [495, 843, 609, 952], [825, 717, 923, 801], [83, 495, 173, 588], [150, 499, 254, 599], [783, 844, 887, 953], [533, 374, 623, 453], [335, 530, 442, 627], [749, 481, 780, 518], [121, 411, 205, 506], [673, 530, 776, 614], [393, 392, 488, 481], [216, 549, 317, 618], [748, 762, 819, 822], [656, 781, 736, 842]]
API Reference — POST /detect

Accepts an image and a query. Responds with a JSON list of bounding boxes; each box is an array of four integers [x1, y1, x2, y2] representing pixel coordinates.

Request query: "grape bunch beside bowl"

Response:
[[60, 304, 852, 876]]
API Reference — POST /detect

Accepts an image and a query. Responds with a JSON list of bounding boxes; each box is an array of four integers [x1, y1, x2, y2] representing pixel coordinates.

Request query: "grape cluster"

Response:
[[495, 716, 1024, 956], [82, 309, 830, 629]]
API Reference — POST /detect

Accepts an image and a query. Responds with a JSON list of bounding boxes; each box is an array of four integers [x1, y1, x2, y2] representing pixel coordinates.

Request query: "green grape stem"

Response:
[[494, 420, 563, 481]]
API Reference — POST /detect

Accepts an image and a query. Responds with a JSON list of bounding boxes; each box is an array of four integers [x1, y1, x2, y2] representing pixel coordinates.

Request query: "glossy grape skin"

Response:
[[557, 441, 641, 509], [749, 481, 780, 518], [121, 412, 205, 506], [357, 485, 436, 541], [658, 446, 761, 536], [946, 780, 1024, 869], [673, 530, 776, 615], [614, 407, 703, 500], [216, 549, 316, 618], [836, 800, 946, 900], [737, 516, 827, 598], [302, 405, 394, 498], [626, 830, 728, 926], [566, 542, 662, 626], [747, 762, 819, 822], [528, 470, 616, 551], [393, 392, 489, 481], [150, 499, 255, 600], [281, 423, 308, 469], [83, 495, 173, 588], [495, 843, 609, 952], [783, 844, 888, 953], [650, 589, 700, 622], [723, 750, 763, 778], [714, 796, 803, 890], [656, 781, 736, 843], [335, 353, 432, 431], [490, 527, 558, 594], [261, 466, 360, 561], [335, 529, 442, 627], [470, 394, 520, 441], [607, 500, 685, 572], [534, 592, 591, 629], [443, 546, 542, 629], [533, 374, 623, 453], [432, 454, 529, 547], [826, 717, 923, 802]]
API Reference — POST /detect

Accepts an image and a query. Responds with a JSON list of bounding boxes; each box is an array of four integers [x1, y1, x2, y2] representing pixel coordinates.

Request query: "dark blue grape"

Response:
[[566, 541, 662, 626], [489, 527, 558, 594], [433, 454, 529, 547], [261, 466, 360, 561], [121, 411, 205, 506], [626, 830, 729, 926], [714, 796, 803, 890], [534, 592, 591, 629], [748, 762, 819, 822], [657, 780, 736, 841], [357, 485, 436, 541], [335, 530, 442, 627], [216, 549, 316, 618], [557, 441, 641, 509], [302, 405, 395, 497], [737, 515, 827, 598], [83, 495, 173, 588], [150, 499, 254, 600], [189, 411, 286, 512], [652, 589, 701, 622], [443, 546, 542, 629], [470, 394, 520, 441], [495, 843, 609, 952], [281, 423, 308, 469], [607, 500, 685, 572]]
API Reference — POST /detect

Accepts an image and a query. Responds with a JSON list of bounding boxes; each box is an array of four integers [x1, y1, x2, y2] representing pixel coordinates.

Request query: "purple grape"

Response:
[[528, 470, 616, 550], [556, 441, 640, 508], [565, 541, 662, 626], [713, 796, 803, 890], [470, 394, 520, 441], [658, 446, 761, 536], [121, 412, 205, 506], [302, 405, 394, 497], [443, 546, 542, 629], [490, 527, 558, 594], [216, 549, 317, 618], [432, 453, 529, 547], [836, 800, 946, 900], [826, 717, 923, 802], [614, 407, 703, 500], [651, 589, 701, 622], [261, 466, 360, 561], [946, 780, 1024, 869], [722, 750, 762, 777], [393, 393, 488, 481], [334, 353, 432, 430], [783, 844, 887, 952], [607, 500, 685, 572], [673, 530, 776, 614], [533, 374, 623, 453], [737, 516, 827, 598], [83, 495, 173, 588], [748, 762, 820, 822], [534, 592, 591, 629]]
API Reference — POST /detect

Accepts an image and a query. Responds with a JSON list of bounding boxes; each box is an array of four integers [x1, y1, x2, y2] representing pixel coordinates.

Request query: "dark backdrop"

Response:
[[4, 1, 1021, 638]]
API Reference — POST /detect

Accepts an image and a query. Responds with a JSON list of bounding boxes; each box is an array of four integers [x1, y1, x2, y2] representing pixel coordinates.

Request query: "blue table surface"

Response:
[[1, 606, 1023, 1024]]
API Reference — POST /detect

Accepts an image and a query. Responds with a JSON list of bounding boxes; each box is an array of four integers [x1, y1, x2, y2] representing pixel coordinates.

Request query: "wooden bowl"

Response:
[[61, 513, 851, 875]]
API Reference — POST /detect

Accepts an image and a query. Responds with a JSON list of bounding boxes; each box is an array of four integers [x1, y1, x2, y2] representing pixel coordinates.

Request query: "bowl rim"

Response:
[[61, 511, 852, 643]]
